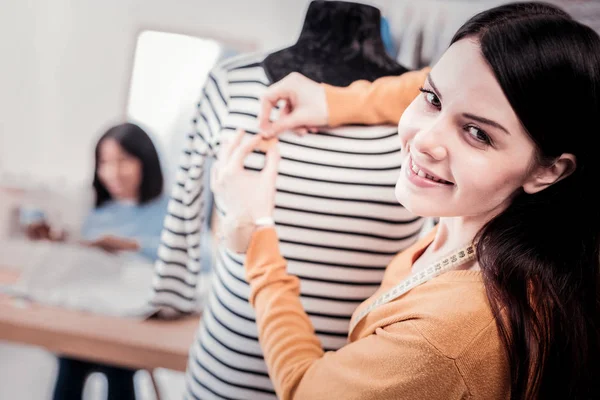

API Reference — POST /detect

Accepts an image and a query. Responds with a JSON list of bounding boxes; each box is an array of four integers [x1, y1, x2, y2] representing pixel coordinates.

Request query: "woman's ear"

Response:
[[522, 153, 576, 194]]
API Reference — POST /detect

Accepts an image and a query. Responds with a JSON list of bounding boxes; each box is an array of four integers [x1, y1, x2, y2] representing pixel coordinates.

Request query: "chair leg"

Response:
[[146, 369, 162, 400]]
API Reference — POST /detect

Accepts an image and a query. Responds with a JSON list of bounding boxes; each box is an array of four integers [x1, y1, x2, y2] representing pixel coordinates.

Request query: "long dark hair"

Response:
[[93, 122, 163, 207], [451, 2, 600, 399]]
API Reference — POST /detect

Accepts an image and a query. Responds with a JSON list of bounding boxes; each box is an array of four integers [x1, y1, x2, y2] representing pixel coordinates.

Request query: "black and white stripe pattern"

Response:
[[151, 53, 425, 400]]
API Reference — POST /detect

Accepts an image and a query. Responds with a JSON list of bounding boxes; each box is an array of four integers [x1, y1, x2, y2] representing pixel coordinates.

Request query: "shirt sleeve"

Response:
[[136, 237, 160, 262], [18, 207, 46, 225], [324, 67, 430, 127], [133, 197, 170, 263], [245, 228, 468, 400], [150, 67, 229, 315]]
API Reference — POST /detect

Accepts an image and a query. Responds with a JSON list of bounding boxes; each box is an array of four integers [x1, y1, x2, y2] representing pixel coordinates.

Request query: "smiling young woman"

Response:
[[216, 2, 600, 399]]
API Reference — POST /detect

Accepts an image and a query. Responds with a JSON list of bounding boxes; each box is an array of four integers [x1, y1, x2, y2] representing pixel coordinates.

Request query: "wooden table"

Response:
[[0, 268, 200, 372]]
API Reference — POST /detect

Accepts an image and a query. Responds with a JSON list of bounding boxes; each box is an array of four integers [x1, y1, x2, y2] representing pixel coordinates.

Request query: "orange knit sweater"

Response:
[[324, 67, 431, 127], [245, 227, 509, 399]]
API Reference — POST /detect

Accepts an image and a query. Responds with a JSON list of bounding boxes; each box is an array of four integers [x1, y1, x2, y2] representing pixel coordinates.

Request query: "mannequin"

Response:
[[263, 0, 407, 86], [151, 1, 425, 399]]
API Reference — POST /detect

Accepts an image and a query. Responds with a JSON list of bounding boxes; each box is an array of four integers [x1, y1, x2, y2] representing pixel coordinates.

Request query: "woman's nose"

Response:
[[411, 120, 448, 161]]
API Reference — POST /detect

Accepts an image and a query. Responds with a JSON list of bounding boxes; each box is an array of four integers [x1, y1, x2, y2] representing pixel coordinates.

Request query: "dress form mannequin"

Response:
[[225, 1, 409, 253], [263, 0, 408, 86]]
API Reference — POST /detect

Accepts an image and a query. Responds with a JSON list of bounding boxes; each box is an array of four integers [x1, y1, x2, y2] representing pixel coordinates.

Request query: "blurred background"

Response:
[[0, 0, 598, 399]]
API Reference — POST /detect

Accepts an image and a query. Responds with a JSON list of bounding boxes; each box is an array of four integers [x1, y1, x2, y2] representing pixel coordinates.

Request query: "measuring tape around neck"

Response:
[[349, 243, 476, 333]]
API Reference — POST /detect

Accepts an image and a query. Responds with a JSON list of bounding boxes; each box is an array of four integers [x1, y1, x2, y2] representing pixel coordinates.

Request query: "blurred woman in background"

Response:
[[24, 122, 168, 400]]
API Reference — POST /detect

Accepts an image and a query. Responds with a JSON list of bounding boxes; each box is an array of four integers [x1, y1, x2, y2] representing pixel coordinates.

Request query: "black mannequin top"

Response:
[[262, 0, 408, 86]]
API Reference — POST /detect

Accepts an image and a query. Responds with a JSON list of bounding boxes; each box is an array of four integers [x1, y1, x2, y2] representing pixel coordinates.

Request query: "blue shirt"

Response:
[[80, 195, 169, 262]]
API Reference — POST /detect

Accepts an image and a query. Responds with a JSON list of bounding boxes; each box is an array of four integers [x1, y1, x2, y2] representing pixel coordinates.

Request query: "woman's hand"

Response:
[[25, 221, 66, 242], [211, 129, 280, 252], [83, 235, 140, 253], [258, 72, 329, 138], [25, 221, 52, 240]]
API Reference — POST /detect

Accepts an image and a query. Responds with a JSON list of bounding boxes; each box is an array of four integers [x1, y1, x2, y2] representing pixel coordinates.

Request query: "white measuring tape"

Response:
[[349, 243, 476, 333]]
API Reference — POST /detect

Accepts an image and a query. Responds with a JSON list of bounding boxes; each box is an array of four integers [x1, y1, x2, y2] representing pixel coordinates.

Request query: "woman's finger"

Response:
[[260, 130, 275, 139], [259, 81, 294, 132], [219, 129, 245, 162], [280, 101, 293, 118], [262, 144, 281, 182], [231, 134, 262, 167], [294, 128, 308, 136]]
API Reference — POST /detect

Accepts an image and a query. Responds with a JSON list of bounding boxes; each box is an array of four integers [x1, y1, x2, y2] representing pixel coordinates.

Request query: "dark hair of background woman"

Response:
[[93, 122, 163, 207], [451, 2, 600, 399]]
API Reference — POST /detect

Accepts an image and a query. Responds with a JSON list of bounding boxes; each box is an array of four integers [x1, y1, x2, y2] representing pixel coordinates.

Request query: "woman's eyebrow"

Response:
[[428, 73, 510, 135], [462, 113, 510, 135]]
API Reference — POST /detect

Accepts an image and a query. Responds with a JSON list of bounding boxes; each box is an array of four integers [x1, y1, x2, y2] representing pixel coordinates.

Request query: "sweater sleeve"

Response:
[[245, 228, 469, 400], [137, 236, 161, 263], [325, 67, 430, 127], [150, 67, 228, 315], [135, 196, 170, 263]]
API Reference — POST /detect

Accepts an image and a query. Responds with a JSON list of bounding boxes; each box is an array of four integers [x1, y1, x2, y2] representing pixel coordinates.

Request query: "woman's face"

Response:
[[97, 138, 142, 201], [395, 38, 539, 220]]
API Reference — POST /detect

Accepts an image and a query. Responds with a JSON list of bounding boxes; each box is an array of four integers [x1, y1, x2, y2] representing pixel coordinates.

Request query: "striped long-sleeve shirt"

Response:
[[151, 52, 426, 400]]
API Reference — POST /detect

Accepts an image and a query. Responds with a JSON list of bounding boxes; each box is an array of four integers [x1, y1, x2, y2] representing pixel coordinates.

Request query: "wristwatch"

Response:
[[254, 216, 275, 228]]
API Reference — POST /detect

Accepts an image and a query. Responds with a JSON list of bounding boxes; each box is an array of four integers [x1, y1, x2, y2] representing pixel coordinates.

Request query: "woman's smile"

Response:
[[405, 155, 454, 188]]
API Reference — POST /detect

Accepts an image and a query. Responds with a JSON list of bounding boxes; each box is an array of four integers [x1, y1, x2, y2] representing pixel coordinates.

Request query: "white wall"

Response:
[[0, 0, 339, 186]]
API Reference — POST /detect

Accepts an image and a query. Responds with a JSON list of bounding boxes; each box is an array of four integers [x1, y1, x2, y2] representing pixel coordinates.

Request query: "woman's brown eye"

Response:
[[466, 125, 492, 146], [419, 88, 441, 109], [426, 92, 441, 108]]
